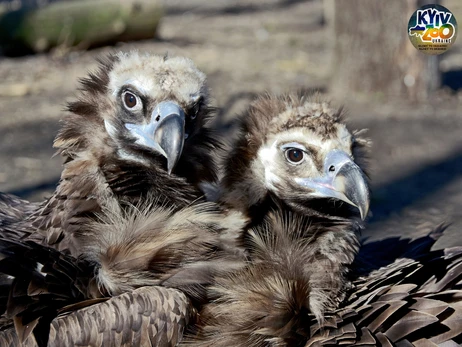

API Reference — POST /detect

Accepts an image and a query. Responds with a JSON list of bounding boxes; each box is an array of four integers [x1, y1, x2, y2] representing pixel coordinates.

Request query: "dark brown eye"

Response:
[[124, 92, 137, 109], [286, 148, 304, 164]]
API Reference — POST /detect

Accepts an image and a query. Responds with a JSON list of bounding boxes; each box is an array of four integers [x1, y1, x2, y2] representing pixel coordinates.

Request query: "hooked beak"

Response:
[[125, 101, 186, 174], [295, 150, 370, 220]]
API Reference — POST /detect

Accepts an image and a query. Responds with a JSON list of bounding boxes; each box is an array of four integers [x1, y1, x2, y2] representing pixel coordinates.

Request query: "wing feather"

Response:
[[0, 286, 193, 347]]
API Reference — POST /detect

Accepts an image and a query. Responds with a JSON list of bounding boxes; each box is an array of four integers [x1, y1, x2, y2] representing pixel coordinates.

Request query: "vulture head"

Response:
[[221, 94, 370, 222], [57, 51, 216, 199], [101, 52, 209, 174], [62, 51, 215, 175]]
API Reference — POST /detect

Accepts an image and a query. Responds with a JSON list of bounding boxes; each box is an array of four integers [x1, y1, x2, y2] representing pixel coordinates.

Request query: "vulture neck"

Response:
[[58, 144, 201, 209], [30, 128, 202, 254], [246, 194, 362, 266]]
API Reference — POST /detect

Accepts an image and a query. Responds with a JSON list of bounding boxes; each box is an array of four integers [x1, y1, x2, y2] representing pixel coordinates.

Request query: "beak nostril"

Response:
[[329, 165, 336, 172], [155, 115, 161, 122]]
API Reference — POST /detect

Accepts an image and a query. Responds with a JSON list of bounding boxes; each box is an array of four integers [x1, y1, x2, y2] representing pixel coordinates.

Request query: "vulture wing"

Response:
[[306, 246, 462, 346], [0, 285, 193, 347], [0, 237, 100, 345], [0, 193, 38, 223], [0, 193, 41, 239]]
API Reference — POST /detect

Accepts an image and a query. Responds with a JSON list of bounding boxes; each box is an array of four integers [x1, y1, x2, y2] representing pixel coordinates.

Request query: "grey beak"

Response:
[[125, 101, 186, 174], [295, 150, 370, 220]]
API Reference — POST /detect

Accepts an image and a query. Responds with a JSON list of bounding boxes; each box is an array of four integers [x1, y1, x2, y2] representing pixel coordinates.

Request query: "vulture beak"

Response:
[[295, 150, 370, 220], [125, 101, 186, 174]]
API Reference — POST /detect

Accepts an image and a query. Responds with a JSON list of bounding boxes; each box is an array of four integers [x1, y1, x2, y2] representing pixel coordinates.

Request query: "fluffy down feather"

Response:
[[181, 210, 359, 346], [0, 197, 247, 346]]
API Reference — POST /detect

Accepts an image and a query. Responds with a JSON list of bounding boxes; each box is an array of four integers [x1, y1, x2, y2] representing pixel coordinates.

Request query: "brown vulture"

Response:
[[218, 93, 369, 314], [0, 50, 222, 253], [0, 51, 247, 346], [182, 94, 462, 346]]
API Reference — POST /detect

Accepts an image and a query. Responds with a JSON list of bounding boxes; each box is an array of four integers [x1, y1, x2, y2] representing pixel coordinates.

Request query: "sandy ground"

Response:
[[0, 0, 461, 249]]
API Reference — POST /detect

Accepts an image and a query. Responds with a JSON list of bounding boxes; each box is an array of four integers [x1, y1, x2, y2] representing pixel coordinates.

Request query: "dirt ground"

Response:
[[0, 0, 461, 249]]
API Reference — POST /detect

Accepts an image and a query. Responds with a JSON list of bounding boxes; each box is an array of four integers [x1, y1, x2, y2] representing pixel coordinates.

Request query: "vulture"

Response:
[[182, 94, 462, 346], [219, 93, 370, 314], [0, 51, 247, 346], [0, 50, 220, 254]]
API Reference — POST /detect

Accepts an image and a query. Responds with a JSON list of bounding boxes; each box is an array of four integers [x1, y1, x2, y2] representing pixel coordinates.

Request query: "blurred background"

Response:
[[0, 0, 461, 248]]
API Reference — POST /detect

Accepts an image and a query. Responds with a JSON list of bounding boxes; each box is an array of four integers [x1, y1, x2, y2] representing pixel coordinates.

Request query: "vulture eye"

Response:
[[123, 91, 139, 109], [285, 148, 304, 164]]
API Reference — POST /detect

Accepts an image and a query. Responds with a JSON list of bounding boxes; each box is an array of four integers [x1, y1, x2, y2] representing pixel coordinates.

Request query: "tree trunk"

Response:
[[328, 0, 441, 101], [0, 0, 163, 54]]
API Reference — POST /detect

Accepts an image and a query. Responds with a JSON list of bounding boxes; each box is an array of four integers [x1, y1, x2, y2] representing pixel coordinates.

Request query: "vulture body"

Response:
[[183, 94, 462, 346], [0, 51, 246, 346]]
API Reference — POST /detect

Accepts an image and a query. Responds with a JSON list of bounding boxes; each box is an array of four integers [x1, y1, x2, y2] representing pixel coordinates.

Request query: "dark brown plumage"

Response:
[[306, 246, 462, 346], [182, 93, 371, 345], [0, 200, 246, 346], [0, 285, 193, 347], [0, 52, 247, 346], [0, 194, 38, 224], [0, 193, 39, 239]]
